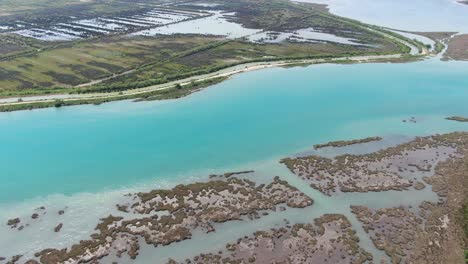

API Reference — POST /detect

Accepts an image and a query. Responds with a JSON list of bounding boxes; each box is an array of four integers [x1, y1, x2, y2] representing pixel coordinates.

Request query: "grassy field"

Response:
[[0, 0, 411, 98], [0, 0, 154, 18], [88, 38, 397, 93], [0, 35, 219, 95]]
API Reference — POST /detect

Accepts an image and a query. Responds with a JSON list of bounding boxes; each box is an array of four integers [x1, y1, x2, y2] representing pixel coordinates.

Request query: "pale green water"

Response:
[[1, 59, 468, 204], [297, 0, 468, 32]]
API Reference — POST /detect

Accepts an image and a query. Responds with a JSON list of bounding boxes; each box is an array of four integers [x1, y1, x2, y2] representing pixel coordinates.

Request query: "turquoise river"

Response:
[[1, 58, 468, 204], [1, 55, 468, 262]]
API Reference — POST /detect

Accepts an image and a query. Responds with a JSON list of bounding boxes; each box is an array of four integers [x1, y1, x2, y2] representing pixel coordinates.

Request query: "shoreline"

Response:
[[0, 52, 426, 113], [0, 7, 434, 113]]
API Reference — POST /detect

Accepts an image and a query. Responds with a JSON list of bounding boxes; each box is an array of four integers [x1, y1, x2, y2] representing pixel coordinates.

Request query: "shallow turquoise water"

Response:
[[1, 59, 468, 203]]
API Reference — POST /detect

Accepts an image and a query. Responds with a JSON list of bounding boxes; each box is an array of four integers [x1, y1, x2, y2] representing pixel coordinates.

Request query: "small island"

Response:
[[446, 116, 468, 122], [283, 134, 460, 196], [313, 136, 383, 149]]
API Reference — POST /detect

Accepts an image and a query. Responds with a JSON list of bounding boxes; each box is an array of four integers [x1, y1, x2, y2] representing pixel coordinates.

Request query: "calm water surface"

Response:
[[297, 0, 468, 32], [1, 59, 468, 204]]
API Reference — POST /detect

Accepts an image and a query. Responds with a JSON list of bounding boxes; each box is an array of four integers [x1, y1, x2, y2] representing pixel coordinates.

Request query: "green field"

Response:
[[0, 35, 219, 95], [0, 0, 413, 97]]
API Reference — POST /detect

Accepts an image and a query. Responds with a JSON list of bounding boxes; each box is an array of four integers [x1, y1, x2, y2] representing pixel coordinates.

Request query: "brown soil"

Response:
[[444, 34, 468, 61]]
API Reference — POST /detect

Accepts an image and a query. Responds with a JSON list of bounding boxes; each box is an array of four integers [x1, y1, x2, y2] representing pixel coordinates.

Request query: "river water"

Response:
[[1, 59, 468, 203]]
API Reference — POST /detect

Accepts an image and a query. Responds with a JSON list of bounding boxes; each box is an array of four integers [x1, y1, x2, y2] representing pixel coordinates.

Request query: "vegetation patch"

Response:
[[313, 136, 383, 149], [447, 116, 468, 122]]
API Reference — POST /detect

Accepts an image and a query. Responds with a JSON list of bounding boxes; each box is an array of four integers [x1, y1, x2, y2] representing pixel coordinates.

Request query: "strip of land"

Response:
[[0, 53, 412, 112], [313, 136, 383, 149], [447, 116, 468, 122]]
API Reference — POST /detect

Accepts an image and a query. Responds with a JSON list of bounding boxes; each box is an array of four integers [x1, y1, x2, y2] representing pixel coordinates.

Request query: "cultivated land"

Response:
[[0, 0, 431, 111]]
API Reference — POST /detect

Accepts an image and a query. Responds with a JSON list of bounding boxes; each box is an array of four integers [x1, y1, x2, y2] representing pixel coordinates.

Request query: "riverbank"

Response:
[[0, 9, 433, 113], [0, 52, 425, 113]]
